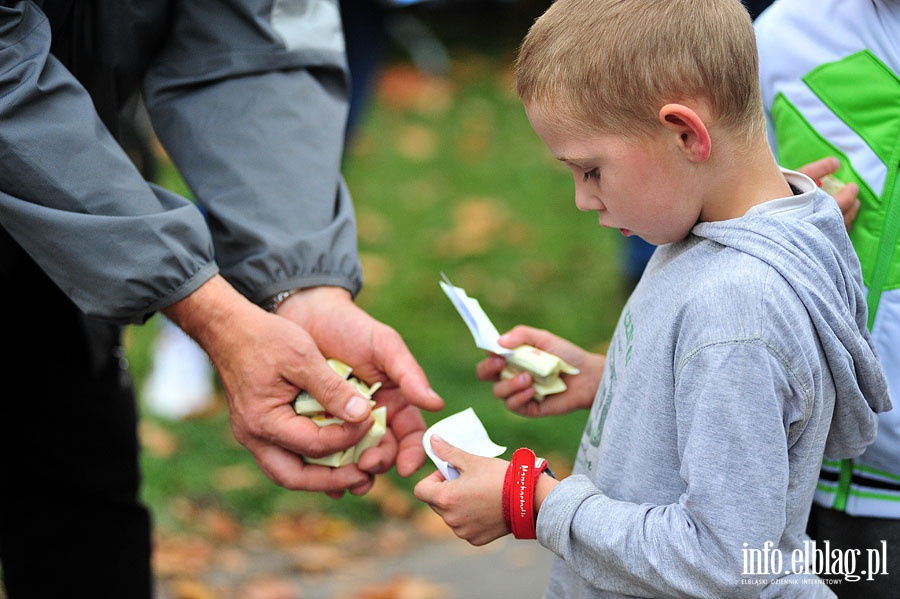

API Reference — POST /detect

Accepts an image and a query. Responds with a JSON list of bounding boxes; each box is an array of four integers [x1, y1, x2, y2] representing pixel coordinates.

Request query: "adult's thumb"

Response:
[[304, 362, 372, 423]]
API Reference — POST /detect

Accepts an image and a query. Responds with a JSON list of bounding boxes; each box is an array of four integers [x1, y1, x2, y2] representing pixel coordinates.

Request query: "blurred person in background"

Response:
[[756, 1, 900, 595]]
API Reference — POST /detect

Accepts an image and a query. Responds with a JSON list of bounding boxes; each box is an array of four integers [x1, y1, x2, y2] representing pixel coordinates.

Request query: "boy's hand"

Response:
[[475, 325, 604, 417], [797, 157, 860, 231], [414, 435, 511, 546]]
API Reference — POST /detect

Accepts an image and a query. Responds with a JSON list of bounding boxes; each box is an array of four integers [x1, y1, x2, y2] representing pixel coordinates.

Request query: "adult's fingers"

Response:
[[245, 440, 371, 493]]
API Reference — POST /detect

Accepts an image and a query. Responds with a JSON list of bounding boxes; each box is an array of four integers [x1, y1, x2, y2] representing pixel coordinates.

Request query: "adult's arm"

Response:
[[0, 1, 406, 494], [0, 1, 216, 323], [142, 0, 362, 306], [144, 0, 441, 482]]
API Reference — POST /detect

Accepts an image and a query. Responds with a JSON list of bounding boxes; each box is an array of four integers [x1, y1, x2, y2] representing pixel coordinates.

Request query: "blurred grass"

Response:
[[128, 7, 629, 533]]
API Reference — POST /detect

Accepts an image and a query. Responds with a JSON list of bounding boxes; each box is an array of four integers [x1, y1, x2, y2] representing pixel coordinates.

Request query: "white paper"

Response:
[[439, 273, 513, 356], [423, 408, 507, 480]]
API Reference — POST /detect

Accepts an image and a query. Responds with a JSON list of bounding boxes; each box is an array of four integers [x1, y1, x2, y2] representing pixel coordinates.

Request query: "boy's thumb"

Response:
[[430, 434, 461, 463]]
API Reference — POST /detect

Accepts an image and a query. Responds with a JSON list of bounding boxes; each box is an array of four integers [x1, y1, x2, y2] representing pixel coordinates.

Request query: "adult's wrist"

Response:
[[263, 288, 302, 313], [273, 285, 354, 320], [162, 274, 253, 351]]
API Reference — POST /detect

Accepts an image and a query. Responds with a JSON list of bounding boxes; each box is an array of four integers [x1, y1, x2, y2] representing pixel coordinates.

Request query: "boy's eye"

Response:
[[582, 168, 600, 182]]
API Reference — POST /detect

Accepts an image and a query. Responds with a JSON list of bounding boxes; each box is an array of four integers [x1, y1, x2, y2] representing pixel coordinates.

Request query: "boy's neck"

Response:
[[700, 135, 794, 223]]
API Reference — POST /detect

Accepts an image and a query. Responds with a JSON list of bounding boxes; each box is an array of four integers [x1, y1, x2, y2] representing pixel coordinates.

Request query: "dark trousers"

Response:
[[0, 238, 153, 598], [808, 503, 900, 598]]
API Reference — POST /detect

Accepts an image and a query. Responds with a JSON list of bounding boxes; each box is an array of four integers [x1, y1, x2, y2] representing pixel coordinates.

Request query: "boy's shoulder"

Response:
[[642, 226, 821, 347], [651, 228, 795, 302]]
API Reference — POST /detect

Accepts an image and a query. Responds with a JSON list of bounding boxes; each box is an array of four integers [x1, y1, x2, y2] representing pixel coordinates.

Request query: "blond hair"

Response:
[[516, 0, 765, 141]]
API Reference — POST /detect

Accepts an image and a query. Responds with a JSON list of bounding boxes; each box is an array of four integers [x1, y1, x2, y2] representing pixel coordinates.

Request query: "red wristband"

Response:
[[502, 457, 514, 531], [505, 447, 549, 539]]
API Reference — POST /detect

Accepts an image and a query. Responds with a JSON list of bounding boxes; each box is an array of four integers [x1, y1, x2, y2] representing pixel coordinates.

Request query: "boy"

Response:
[[414, 0, 891, 597]]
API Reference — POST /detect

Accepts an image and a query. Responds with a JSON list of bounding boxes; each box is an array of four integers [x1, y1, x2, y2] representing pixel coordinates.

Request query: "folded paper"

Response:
[[423, 407, 506, 479], [293, 359, 386, 467], [439, 273, 580, 400], [439, 273, 512, 356]]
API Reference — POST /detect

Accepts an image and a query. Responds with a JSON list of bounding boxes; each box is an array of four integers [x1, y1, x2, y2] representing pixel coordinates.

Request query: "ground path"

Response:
[[153, 505, 554, 599]]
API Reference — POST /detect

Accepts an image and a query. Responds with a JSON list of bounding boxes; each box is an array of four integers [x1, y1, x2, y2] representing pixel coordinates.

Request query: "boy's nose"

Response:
[[574, 181, 601, 212]]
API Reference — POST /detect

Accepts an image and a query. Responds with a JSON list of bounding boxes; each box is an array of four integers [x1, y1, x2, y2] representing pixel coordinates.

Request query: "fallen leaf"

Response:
[[237, 575, 304, 599], [265, 512, 356, 546], [213, 546, 249, 573], [212, 464, 260, 491], [359, 252, 392, 290], [356, 208, 391, 245], [396, 124, 438, 162], [287, 543, 349, 573], [355, 575, 449, 599], [495, 64, 518, 99], [433, 197, 509, 257], [166, 578, 217, 599], [455, 98, 496, 163], [199, 508, 243, 543], [377, 65, 453, 114], [412, 507, 457, 540], [371, 521, 416, 556], [153, 533, 215, 577], [367, 476, 416, 519], [139, 420, 179, 457]]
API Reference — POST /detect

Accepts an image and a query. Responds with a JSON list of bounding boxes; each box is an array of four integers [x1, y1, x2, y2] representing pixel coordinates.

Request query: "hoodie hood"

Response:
[[693, 177, 891, 459]]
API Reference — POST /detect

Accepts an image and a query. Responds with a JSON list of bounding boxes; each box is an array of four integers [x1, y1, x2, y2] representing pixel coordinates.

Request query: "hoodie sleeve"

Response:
[[142, 0, 363, 305], [0, 2, 218, 323]]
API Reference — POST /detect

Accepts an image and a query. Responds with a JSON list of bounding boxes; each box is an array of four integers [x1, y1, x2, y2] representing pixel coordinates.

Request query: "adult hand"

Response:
[[475, 325, 604, 417], [277, 286, 444, 482], [797, 157, 860, 230], [414, 436, 513, 546], [164, 276, 441, 497]]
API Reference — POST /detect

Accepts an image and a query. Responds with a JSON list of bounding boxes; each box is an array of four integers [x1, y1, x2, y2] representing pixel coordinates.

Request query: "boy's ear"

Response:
[[658, 103, 712, 162]]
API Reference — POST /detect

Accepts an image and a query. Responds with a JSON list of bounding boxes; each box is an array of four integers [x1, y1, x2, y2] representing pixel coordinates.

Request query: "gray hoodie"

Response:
[[537, 171, 891, 598]]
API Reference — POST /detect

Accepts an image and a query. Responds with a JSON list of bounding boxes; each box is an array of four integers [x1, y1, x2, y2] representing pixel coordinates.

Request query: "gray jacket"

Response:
[[538, 171, 891, 598], [0, 0, 361, 323]]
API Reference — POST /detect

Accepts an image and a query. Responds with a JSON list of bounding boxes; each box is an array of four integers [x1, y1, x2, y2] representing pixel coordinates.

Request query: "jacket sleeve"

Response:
[[0, 1, 218, 324], [142, 0, 363, 305]]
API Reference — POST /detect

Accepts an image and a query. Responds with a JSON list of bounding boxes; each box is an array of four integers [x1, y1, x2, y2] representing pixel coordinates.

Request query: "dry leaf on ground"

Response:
[[265, 512, 357, 546], [355, 575, 449, 599], [153, 533, 215, 577], [377, 65, 453, 114], [139, 420, 179, 457], [166, 578, 217, 599], [434, 197, 509, 257], [237, 575, 304, 599], [367, 476, 416, 519]]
